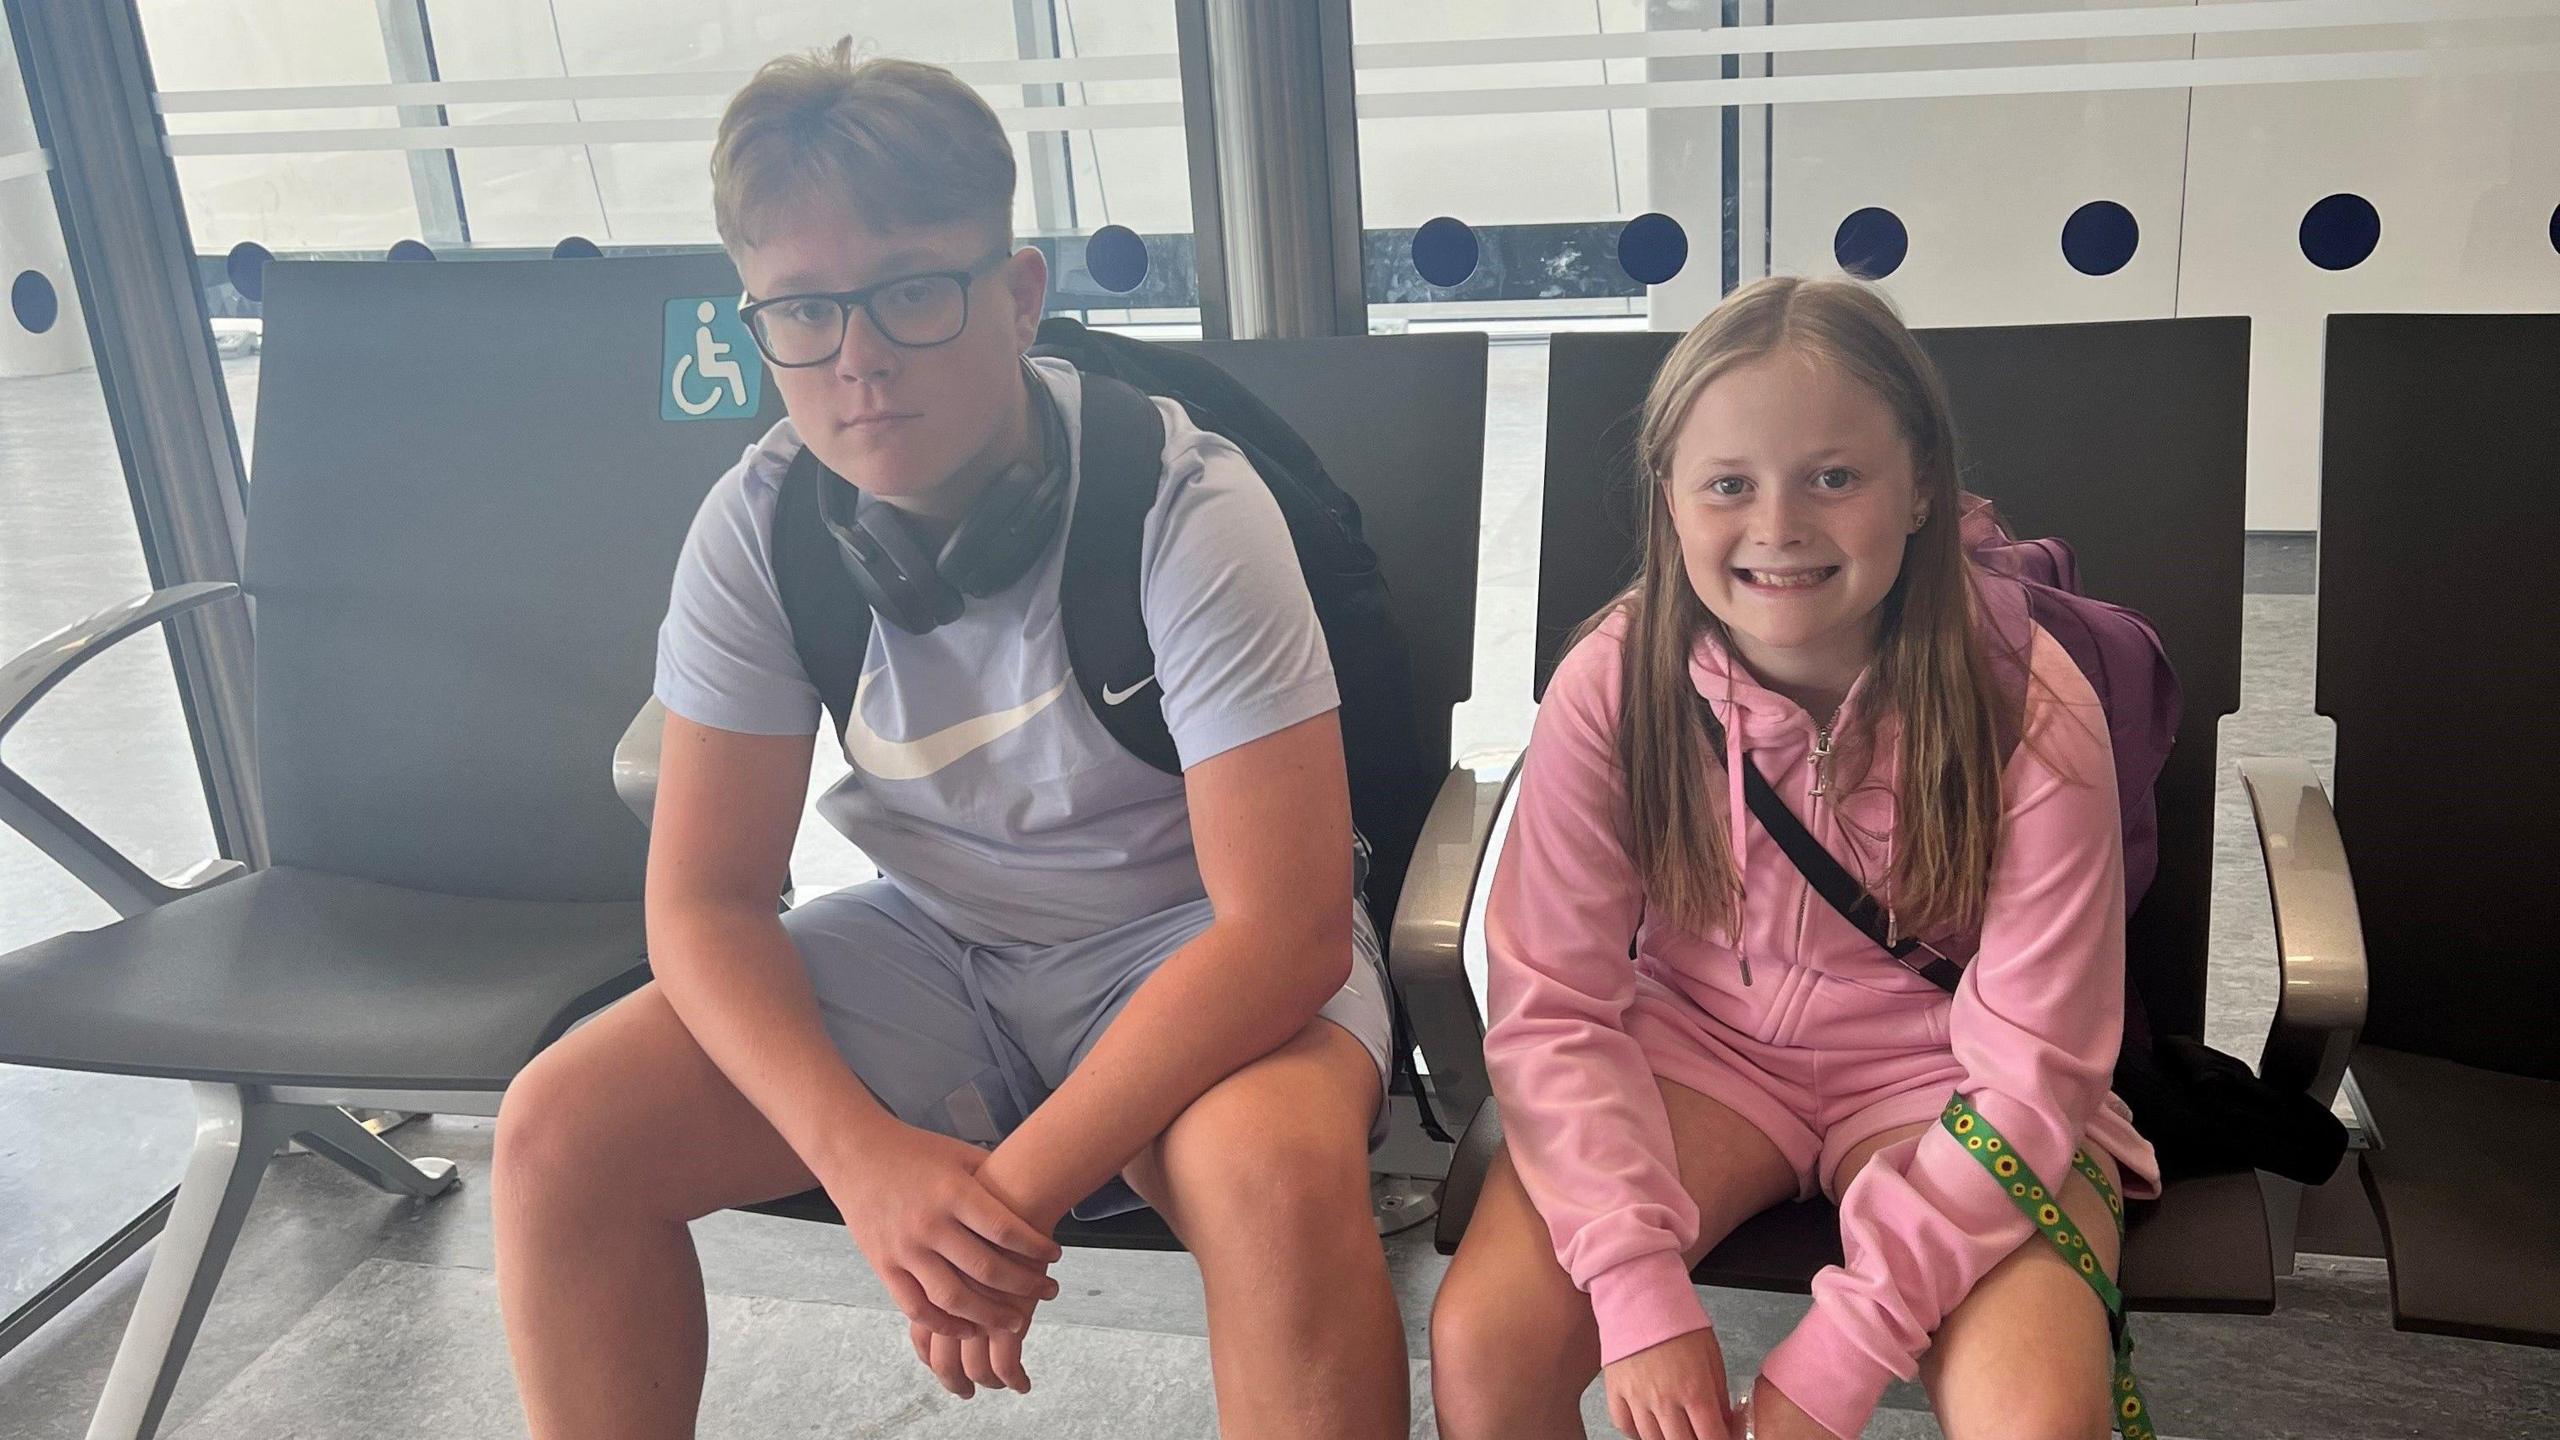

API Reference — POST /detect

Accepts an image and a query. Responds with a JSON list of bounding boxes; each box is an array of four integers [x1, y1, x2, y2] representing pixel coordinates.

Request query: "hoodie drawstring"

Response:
[[1724, 665, 1753, 987]]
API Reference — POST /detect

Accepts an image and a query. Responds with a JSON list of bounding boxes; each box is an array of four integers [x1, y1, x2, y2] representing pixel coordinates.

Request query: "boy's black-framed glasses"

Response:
[[739, 250, 1008, 367]]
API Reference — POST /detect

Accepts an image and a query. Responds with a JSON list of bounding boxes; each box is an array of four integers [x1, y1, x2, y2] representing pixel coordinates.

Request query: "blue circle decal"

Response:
[[2061, 201, 2138, 276], [1412, 216, 1479, 289], [387, 239, 437, 262], [1618, 212, 1689, 286], [10, 270, 58, 334], [2299, 194, 2380, 271], [1086, 225, 1148, 294], [225, 241, 274, 301], [552, 235, 603, 259], [1834, 207, 1908, 279]]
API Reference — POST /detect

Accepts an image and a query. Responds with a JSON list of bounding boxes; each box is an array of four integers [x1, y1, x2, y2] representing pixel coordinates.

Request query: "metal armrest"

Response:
[[1388, 752, 1520, 1128], [0, 583, 249, 917], [614, 697, 667, 827], [2239, 756, 2369, 1111]]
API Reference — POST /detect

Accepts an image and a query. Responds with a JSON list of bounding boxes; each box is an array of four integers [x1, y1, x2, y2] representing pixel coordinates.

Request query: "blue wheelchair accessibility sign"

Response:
[[662, 296, 763, 421]]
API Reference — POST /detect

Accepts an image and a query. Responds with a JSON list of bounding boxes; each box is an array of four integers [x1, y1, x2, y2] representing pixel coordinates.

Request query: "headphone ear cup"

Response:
[[820, 476, 965, 634], [940, 456, 1069, 598]]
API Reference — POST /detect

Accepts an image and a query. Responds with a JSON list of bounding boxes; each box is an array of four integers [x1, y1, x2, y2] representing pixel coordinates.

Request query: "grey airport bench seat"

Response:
[[2310, 312, 2560, 1348], [1392, 318, 2369, 1317], [0, 255, 767, 1437], [617, 326, 1495, 1250]]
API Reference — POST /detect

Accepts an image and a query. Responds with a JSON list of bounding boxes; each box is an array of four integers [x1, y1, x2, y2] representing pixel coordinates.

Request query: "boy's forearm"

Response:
[[975, 915, 1349, 1226], [648, 900, 901, 1180]]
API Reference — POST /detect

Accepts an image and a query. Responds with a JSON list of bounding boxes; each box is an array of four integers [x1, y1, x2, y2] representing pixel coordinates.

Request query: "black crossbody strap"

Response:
[[1701, 706, 1968, 994]]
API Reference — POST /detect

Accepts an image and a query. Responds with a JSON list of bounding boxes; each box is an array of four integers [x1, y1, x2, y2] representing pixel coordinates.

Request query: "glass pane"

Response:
[[0, 19, 209, 1323]]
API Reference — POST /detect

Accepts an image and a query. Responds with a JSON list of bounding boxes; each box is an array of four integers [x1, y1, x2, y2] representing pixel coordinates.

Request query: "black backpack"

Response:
[[767, 317, 1438, 934]]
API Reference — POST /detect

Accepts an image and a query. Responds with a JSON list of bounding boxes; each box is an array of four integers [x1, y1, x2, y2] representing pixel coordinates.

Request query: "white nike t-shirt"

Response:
[[653, 357, 1341, 946]]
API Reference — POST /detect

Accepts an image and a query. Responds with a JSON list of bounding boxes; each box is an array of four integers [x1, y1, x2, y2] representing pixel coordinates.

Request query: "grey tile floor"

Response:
[[4, 343, 2556, 1437]]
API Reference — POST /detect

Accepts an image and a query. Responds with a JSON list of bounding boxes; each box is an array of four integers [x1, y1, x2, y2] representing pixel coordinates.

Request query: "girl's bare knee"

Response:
[[1429, 1262, 1591, 1432]]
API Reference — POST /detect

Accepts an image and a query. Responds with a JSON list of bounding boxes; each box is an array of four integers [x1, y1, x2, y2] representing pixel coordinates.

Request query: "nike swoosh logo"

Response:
[[843, 669, 1069, 780], [1101, 674, 1158, 706]]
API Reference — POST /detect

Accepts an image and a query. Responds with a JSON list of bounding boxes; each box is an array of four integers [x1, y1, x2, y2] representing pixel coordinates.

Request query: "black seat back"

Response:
[[1173, 334, 1486, 781], [2320, 313, 2559, 1081]]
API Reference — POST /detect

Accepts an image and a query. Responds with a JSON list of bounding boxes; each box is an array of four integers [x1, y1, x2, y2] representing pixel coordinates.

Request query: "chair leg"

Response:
[[2264, 1173, 2306, 1278], [85, 1084, 293, 1440], [287, 1105, 459, 1199]]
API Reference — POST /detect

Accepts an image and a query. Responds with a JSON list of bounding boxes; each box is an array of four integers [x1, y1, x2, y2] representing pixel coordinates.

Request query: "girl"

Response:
[[1430, 276, 2157, 1440]]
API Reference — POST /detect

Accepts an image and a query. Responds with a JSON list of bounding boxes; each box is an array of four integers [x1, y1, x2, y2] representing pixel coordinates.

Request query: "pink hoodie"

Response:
[[1482, 608, 2158, 1439]]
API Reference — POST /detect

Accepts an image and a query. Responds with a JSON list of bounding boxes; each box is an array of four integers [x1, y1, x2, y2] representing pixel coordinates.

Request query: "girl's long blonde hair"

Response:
[[1583, 275, 2005, 942]]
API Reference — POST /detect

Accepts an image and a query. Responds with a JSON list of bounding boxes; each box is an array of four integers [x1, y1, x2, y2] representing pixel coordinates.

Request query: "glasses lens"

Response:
[[750, 296, 848, 367], [869, 274, 968, 347]]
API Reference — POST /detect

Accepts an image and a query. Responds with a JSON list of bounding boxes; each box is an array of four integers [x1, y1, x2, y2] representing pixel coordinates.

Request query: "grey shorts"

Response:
[[783, 879, 1393, 1220]]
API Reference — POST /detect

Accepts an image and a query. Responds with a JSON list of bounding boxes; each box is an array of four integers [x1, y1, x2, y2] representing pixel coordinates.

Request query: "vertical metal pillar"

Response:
[[373, 0, 469, 248], [1013, 0, 1081, 237], [1180, 0, 1365, 338], [7, 0, 265, 868]]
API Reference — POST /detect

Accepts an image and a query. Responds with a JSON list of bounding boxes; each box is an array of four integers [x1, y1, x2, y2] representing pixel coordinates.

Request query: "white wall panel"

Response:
[[2178, 12, 2560, 527], [1639, 1, 2560, 529]]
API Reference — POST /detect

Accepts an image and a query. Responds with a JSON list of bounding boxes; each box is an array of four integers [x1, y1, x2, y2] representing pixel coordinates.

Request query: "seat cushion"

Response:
[[2354, 1044, 2560, 1347], [0, 865, 645, 1091], [1687, 1170, 2270, 1313], [1434, 1098, 2272, 1312]]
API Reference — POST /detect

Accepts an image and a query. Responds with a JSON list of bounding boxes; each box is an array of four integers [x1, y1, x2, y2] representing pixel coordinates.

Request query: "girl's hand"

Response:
[[1602, 1328, 1737, 1440], [1743, 1375, 1842, 1439]]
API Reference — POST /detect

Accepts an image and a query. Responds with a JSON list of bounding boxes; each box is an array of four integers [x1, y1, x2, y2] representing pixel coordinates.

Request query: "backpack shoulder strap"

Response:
[[1060, 373, 1180, 773], [768, 444, 871, 743], [1972, 565, 2037, 763]]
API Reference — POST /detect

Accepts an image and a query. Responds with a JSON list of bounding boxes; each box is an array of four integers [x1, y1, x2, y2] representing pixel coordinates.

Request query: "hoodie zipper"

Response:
[[1792, 718, 1837, 954]]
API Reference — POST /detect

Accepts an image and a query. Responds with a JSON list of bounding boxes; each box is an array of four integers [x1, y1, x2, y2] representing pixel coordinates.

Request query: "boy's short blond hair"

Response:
[[711, 41, 1015, 253]]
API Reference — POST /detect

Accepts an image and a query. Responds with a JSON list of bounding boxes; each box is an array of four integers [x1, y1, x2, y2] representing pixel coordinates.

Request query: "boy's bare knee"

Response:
[[493, 1048, 600, 1216], [493, 1041, 683, 1227], [1167, 1116, 1372, 1268]]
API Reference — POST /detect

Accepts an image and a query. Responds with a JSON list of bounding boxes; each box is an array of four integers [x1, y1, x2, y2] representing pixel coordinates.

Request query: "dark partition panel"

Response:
[[2321, 313, 2559, 1080], [1535, 319, 2250, 1040]]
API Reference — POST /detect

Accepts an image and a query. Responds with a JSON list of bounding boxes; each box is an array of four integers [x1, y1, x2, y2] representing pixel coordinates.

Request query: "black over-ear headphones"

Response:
[[814, 358, 1072, 635]]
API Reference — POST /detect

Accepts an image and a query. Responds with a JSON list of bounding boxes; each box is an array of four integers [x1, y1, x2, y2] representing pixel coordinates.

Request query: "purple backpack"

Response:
[[1961, 494, 2182, 913]]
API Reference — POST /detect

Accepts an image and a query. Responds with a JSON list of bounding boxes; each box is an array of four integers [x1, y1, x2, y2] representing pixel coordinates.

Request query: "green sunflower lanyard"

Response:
[[1940, 1095, 2157, 1440]]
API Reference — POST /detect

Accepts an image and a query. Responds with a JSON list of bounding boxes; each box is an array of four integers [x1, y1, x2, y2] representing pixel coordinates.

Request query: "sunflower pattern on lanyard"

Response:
[[1940, 1094, 2156, 1440]]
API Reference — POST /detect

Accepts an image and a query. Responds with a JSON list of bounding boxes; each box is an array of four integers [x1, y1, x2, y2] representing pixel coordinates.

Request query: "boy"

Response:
[[492, 43, 1405, 1440]]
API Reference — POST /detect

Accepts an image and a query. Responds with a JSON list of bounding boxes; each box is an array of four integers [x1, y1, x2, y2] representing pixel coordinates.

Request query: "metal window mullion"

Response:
[[1173, 0, 1232, 338], [374, 0, 469, 247], [1013, 0, 1080, 237], [1185, 0, 1364, 339], [1312, 0, 1365, 335], [6, 0, 266, 869]]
